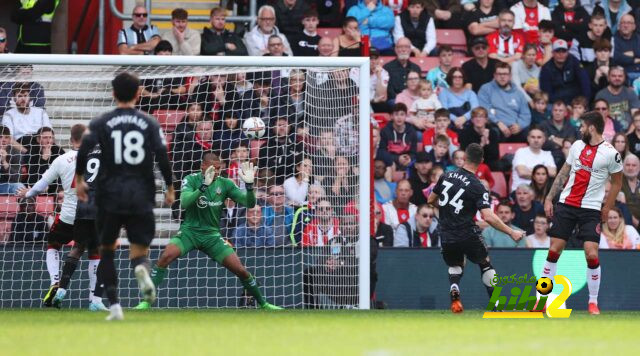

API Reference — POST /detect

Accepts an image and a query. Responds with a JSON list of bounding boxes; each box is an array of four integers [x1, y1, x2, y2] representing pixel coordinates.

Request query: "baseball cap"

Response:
[[369, 47, 380, 58], [415, 152, 431, 163], [552, 39, 568, 52], [471, 37, 488, 48]]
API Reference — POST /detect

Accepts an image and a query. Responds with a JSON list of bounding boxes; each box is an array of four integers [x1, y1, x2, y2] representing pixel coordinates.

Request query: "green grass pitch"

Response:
[[1, 309, 638, 355]]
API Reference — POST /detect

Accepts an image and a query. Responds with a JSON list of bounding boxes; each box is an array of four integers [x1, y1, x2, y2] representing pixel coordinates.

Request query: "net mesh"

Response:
[[0, 63, 361, 309]]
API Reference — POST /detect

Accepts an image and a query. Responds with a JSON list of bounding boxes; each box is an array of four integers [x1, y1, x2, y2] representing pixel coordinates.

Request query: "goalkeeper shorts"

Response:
[[170, 229, 234, 264]]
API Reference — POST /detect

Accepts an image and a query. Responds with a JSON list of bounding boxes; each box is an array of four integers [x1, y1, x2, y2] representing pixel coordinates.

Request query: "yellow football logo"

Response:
[[536, 277, 554, 295]]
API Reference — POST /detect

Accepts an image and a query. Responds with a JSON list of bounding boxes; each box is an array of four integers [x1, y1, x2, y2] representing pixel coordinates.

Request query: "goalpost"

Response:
[[0, 55, 370, 310]]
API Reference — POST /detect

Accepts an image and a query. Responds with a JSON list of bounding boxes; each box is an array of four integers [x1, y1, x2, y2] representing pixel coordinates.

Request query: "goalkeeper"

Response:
[[135, 153, 281, 310]]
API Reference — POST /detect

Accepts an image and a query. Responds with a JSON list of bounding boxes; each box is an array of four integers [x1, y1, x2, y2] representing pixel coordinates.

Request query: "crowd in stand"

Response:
[[1, 0, 640, 250]]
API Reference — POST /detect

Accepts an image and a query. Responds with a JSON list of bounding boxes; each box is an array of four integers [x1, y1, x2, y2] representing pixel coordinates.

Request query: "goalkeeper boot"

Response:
[[133, 301, 151, 310], [134, 265, 156, 305], [450, 287, 464, 314], [260, 302, 284, 310], [52, 288, 67, 309], [89, 300, 109, 312], [43, 283, 59, 307], [106, 304, 124, 321]]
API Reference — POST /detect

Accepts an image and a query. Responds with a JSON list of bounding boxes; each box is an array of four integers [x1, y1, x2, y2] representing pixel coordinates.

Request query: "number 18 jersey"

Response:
[[433, 168, 491, 243]]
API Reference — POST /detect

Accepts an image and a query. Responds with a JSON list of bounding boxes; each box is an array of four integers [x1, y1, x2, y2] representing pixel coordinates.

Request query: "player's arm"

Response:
[[16, 163, 58, 198], [230, 162, 256, 208], [543, 162, 571, 218], [179, 175, 202, 209], [427, 192, 439, 206], [480, 208, 524, 241], [602, 171, 623, 223]]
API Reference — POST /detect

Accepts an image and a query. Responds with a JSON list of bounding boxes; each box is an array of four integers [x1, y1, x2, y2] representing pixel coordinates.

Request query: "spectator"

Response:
[[394, 70, 422, 112], [212, 109, 248, 160], [488, 9, 526, 64], [438, 67, 480, 130], [284, 157, 312, 208], [395, 204, 440, 247], [478, 62, 531, 143], [463, 37, 499, 93], [317, 37, 335, 56], [302, 199, 341, 246], [171, 102, 205, 181], [409, 80, 441, 124], [373, 125, 394, 166], [463, 0, 500, 48], [621, 153, 640, 228], [595, 66, 640, 131], [272, 69, 306, 127], [258, 117, 303, 185], [539, 39, 591, 104], [383, 38, 421, 102], [569, 13, 611, 65], [275, 0, 311, 38], [600, 207, 639, 248], [593, 98, 623, 142], [323, 156, 358, 201], [11, 0, 59, 53], [511, 0, 551, 44], [374, 201, 395, 246], [347, 0, 395, 53], [117, 5, 160, 55], [0, 65, 46, 117], [511, 127, 557, 191], [264, 35, 288, 57], [585, 38, 614, 94], [161, 8, 200, 56], [382, 179, 417, 234], [422, 108, 459, 152], [200, 7, 248, 56], [525, 213, 551, 247], [535, 20, 556, 66], [512, 184, 545, 234], [627, 111, 640, 156], [530, 164, 552, 203], [408, 152, 432, 205], [225, 143, 250, 188], [426, 134, 451, 168], [459, 106, 501, 170], [426, 45, 454, 90], [551, 0, 590, 42], [568, 95, 588, 129], [482, 201, 527, 247], [263, 184, 295, 246], [333, 17, 362, 56], [612, 132, 631, 161], [241, 71, 274, 121], [334, 111, 359, 157], [379, 103, 418, 168], [289, 9, 321, 56], [0, 125, 23, 194], [604, 178, 634, 225], [392, 0, 436, 57], [423, 0, 463, 29], [233, 205, 275, 247], [540, 100, 579, 166], [511, 44, 541, 101], [593, 0, 632, 35], [244, 5, 293, 56], [2, 82, 52, 153], [446, 149, 466, 172], [367, 49, 390, 112], [220, 198, 246, 240], [374, 159, 397, 204], [25, 127, 63, 191], [315, 69, 359, 125], [0, 27, 8, 54], [315, 0, 342, 27], [612, 14, 640, 81], [8, 197, 48, 242], [138, 41, 187, 113]]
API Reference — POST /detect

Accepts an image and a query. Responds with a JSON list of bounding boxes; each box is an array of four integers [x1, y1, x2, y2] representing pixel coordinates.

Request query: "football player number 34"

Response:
[[438, 181, 465, 214], [111, 130, 145, 165]]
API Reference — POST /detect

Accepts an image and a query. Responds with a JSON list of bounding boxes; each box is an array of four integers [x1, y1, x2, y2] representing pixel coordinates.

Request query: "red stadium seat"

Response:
[[317, 28, 342, 39], [153, 110, 185, 133], [250, 139, 265, 160], [490, 171, 507, 198], [413, 57, 439, 74], [436, 29, 467, 53], [453, 57, 471, 67], [373, 113, 390, 128], [0, 196, 19, 219], [35, 196, 55, 216], [499, 143, 528, 159]]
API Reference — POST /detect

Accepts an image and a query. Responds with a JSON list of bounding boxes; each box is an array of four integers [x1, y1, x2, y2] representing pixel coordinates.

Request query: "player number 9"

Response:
[[86, 158, 100, 183]]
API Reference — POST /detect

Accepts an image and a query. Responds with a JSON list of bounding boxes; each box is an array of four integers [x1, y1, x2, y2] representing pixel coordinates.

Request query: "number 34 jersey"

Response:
[[432, 168, 491, 242]]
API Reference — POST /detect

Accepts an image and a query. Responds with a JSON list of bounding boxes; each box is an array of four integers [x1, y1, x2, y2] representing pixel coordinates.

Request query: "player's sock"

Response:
[[97, 249, 118, 305], [241, 274, 267, 307], [448, 266, 463, 294], [587, 258, 601, 305], [88, 256, 100, 302], [479, 261, 497, 298], [59, 255, 80, 290], [150, 265, 167, 287], [46, 247, 60, 285], [131, 256, 151, 274], [541, 250, 559, 279]]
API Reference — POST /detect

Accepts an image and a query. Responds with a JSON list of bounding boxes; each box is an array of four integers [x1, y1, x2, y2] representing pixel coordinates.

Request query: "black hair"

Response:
[[465, 143, 484, 165], [154, 40, 173, 54], [111, 72, 140, 102], [581, 111, 605, 134]]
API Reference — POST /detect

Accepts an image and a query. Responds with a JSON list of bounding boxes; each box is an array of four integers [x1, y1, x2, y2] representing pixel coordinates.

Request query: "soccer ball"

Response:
[[536, 277, 554, 295], [242, 117, 266, 139]]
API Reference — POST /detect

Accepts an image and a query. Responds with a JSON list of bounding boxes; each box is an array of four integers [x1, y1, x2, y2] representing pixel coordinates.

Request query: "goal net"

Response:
[[0, 55, 370, 309]]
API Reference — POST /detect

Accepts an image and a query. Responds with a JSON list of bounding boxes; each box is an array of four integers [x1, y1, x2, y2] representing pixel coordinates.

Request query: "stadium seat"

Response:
[[490, 171, 507, 198], [318, 28, 342, 39], [499, 143, 528, 159], [153, 110, 185, 133], [0, 196, 19, 219], [373, 113, 390, 128], [436, 29, 467, 54], [392, 171, 406, 182], [35, 196, 55, 216], [413, 57, 439, 73], [250, 139, 265, 160]]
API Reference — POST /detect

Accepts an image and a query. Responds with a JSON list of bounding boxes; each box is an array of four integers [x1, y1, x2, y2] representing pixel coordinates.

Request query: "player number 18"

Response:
[[111, 130, 145, 165]]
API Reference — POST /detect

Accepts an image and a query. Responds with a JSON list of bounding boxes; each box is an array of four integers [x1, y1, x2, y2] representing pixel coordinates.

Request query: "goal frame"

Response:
[[0, 54, 371, 309]]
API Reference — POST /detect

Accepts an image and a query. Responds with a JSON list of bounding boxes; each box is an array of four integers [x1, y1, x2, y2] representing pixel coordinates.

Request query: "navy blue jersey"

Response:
[[75, 144, 100, 220]]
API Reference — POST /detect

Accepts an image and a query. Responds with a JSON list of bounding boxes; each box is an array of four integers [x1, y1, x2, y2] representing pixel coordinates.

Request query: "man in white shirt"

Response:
[[1, 82, 52, 153], [511, 127, 557, 191], [162, 8, 201, 56], [244, 5, 292, 56]]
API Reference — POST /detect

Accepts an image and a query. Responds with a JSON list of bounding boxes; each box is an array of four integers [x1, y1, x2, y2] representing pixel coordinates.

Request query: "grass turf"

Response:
[[1, 309, 638, 355]]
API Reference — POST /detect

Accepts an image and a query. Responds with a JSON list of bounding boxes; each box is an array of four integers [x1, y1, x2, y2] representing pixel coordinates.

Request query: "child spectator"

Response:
[[568, 95, 587, 129], [551, 0, 590, 43], [289, 10, 321, 56], [535, 20, 555, 66], [379, 103, 418, 170], [409, 80, 441, 124], [226, 143, 250, 189], [569, 13, 610, 66], [446, 149, 465, 172], [422, 108, 459, 153], [525, 214, 551, 248], [530, 91, 551, 126], [426, 45, 453, 90], [426, 134, 451, 168]]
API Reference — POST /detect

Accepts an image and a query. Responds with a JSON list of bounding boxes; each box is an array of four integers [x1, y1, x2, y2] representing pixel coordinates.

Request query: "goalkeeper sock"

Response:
[[88, 256, 100, 302], [46, 248, 60, 285], [97, 249, 118, 305], [151, 265, 168, 288], [59, 255, 80, 290], [241, 274, 266, 306]]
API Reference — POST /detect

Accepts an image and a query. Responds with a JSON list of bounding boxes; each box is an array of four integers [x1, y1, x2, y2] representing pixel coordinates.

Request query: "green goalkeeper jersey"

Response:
[[180, 172, 256, 235]]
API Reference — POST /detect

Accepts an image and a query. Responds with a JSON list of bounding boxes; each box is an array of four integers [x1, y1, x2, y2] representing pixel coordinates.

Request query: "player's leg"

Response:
[[579, 209, 603, 315], [43, 217, 73, 307], [96, 211, 124, 320], [220, 253, 282, 310], [133, 242, 183, 310], [52, 242, 85, 308], [464, 237, 497, 300], [441, 241, 465, 313], [82, 219, 107, 311], [125, 211, 158, 306]]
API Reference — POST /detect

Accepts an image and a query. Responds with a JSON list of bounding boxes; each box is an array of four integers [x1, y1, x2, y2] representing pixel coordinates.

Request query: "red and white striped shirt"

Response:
[[559, 140, 623, 211], [487, 31, 525, 58]]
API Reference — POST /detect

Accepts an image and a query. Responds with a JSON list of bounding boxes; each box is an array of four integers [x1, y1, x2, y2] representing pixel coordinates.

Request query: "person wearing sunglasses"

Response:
[[117, 5, 161, 55], [11, 0, 59, 53]]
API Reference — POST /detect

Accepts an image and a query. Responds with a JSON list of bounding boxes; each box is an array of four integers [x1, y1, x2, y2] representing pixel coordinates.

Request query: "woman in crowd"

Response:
[[600, 208, 639, 249], [530, 164, 552, 204], [612, 132, 630, 161], [284, 157, 313, 209], [437, 67, 478, 130], [593, 99, 622, 142], [333, 17, 361, 57], [394, 70, 421, 111], [272, 69, 306, 129], [511, 44, 540, 101]]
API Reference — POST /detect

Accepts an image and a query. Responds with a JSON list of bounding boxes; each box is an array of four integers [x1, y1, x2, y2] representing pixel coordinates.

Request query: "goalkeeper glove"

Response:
[[238, 161, 255, 190], [199, 166, 216, 192]]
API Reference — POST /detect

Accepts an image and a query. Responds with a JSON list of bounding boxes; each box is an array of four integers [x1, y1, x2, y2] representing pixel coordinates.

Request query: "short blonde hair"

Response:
[[532, 91, 549, 104]]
